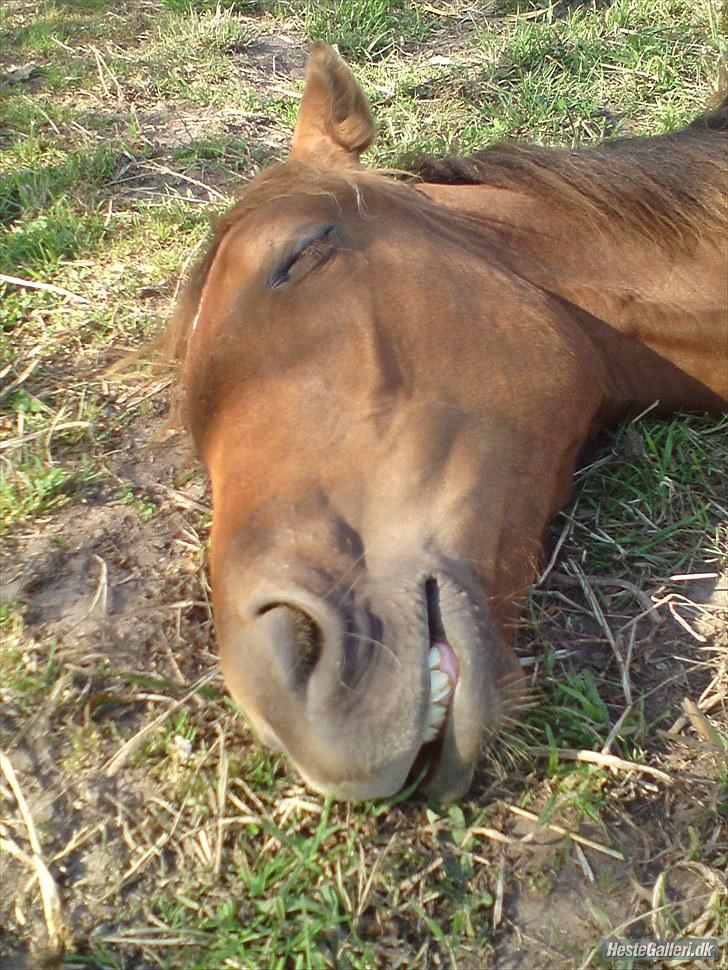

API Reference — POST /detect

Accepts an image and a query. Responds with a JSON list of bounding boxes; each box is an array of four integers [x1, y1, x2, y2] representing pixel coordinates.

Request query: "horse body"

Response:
[[173, 44, 727, 801]]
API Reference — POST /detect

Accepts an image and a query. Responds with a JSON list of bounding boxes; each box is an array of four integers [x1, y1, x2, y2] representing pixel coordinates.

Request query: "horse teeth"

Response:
[[425, 645, 453, 742], [429, 703, 445, 724], [424, 703, 447, 741], [430, 669, 449, 694], [424, 722, 440, 742], [428, 700, 445, 720], [431, 686, 450, 704]]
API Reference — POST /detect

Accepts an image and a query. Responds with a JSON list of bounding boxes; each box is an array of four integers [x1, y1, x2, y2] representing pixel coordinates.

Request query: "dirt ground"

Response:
[[2, 357, 725, 969], [2, 10, 727, 969]]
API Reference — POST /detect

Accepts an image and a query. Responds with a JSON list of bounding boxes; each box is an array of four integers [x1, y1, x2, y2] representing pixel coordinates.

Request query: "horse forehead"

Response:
[[197, 185, 419, 319], [231, 171, 437, 248], [222, 192, 342, 259]]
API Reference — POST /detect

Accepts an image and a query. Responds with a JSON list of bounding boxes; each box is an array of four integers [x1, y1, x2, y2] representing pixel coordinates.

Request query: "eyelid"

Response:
[[268, 224, 337, 290]]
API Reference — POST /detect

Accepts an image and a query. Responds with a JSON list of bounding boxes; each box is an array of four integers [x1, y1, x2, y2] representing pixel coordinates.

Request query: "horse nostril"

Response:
[[256, 601, 323, 683]]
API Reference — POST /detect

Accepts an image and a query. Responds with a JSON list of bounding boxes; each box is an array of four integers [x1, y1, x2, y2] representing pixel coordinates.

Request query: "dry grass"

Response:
[[1, 0, 726, 966]]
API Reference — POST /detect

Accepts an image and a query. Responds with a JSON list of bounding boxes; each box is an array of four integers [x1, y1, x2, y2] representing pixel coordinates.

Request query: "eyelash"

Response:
[[269, 225, 336, 290]]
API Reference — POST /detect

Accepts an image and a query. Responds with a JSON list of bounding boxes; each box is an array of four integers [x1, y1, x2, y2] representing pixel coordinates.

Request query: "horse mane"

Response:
[[166, 98, 727, 367], [410, 96, 728, 248]]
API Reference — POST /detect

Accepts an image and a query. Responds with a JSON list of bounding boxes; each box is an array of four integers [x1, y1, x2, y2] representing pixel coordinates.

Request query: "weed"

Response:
[[117, 484, 158, 522], [302, 0, 428, 61], [0, 460, 72, 531]]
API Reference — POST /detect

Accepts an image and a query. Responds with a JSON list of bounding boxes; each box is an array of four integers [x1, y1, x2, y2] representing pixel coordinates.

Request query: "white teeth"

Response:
[[424, 701, 447, 741], [424, 644, 454, 743], [430, 669, 449, 694]]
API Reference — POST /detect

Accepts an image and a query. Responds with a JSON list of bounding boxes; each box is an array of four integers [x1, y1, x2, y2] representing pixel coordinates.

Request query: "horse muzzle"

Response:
[[215, 562, 514, 802]]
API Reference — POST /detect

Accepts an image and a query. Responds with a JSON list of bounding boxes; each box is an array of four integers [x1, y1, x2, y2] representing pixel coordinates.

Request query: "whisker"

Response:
[[325, 550, 367, 602], [347, 630, 402, 668], [331, 570, 367, 608]]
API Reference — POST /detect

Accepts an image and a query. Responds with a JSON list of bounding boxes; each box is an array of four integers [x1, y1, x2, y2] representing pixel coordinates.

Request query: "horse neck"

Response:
[[418, 179, 727, 417], [518, 221, 728, 417]]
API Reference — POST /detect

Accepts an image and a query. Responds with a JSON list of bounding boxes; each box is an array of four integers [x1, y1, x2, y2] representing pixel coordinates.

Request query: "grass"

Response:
[[1, 0, 726, 966], [568, 414, 727, 575], [302, 0, 429, 60], [0, 604, 60, 704]]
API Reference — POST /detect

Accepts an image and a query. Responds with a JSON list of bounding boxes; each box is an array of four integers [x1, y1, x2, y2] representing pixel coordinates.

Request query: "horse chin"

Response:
[[418, 703, 477, 803]]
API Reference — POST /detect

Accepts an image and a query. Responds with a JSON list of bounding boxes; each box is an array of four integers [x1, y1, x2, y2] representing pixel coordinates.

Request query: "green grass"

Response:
[[0, 604, 61, 713], [302, 0, 429, 60], [358, 0, 722, 165], [568, 415, 727, 576], [0, 460, 72, 529], [1, 0, 726, 966]]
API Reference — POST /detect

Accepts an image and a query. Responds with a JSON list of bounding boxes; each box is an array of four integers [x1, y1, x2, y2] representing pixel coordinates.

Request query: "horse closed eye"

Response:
[[268, 225, 337, 290]]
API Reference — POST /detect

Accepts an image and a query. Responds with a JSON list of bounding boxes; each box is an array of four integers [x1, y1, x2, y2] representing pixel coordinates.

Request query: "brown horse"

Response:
[[170, 44, 727, 801]]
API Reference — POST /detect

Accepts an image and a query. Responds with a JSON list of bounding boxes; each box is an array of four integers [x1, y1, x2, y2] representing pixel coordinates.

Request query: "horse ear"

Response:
[[290, 42, 375, 168]]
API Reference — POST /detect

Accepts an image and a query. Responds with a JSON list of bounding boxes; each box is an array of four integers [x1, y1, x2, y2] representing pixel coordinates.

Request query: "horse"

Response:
[[168, 43, 727, 802]]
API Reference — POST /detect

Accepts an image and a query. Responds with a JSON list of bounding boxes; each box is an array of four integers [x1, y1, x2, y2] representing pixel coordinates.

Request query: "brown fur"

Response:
[[409, 96, 728, 248], [166, 44, 727, 802], [167, 163, 371, 364], [169, 98, 727, 371]]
